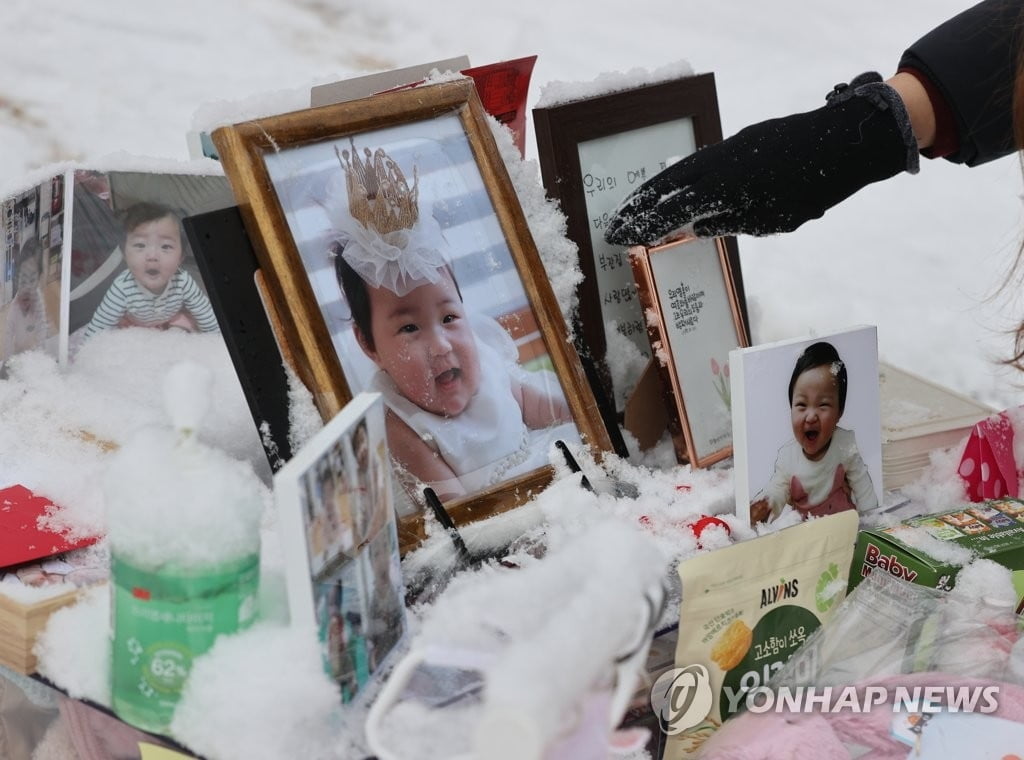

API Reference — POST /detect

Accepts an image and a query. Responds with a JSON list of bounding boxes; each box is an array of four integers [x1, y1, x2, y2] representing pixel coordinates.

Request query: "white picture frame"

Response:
[[275, 392, 406, 703]]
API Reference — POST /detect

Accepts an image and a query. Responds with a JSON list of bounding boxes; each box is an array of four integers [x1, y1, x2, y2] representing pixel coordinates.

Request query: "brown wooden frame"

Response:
[[630, 235, 749, 468], [533, 74, 747, 417], [212, 79, 612, 550]]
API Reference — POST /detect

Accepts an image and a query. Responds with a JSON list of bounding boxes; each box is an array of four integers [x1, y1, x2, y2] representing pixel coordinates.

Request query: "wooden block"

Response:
[[0, 588, 82, 673]]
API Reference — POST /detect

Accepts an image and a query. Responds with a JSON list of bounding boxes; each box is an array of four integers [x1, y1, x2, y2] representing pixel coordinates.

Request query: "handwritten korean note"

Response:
[[576, 117, 697, 401]]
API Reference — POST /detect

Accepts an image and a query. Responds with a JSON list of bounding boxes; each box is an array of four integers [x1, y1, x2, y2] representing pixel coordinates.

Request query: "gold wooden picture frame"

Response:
[[630, 235, 749, 468], [212, 79, 612, 549]]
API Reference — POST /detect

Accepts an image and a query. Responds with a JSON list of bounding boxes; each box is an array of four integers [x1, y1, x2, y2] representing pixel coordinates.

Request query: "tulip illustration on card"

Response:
[[710, 357, 731, 412]]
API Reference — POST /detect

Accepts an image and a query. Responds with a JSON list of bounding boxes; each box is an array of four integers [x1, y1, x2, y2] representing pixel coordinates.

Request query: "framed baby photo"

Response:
[[629, 234, 749, 468], [275, 392, 406, 704], [729, 325, 883, 527], [0, 174, 66, 373], [532, 73, 748, 418], [212, 78, 613, 547], [65, 169, 234, 363]]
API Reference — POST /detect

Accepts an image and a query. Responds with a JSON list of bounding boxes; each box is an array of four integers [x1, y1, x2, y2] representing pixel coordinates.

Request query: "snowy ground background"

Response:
[[2, 0, 1021, 410]]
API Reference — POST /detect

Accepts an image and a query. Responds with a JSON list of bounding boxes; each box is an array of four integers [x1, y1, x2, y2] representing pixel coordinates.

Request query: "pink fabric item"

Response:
[[698, 672, 1024, 760], [58, 698, 182, 760], [791, 464, 856, 517], [958, 411, 1018, 501]]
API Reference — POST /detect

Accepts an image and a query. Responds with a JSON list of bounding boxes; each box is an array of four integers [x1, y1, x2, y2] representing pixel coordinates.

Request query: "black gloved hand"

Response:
[[603, 72, 919, 244]]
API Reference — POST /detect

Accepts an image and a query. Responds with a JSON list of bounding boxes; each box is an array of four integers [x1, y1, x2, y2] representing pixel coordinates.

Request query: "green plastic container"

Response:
[[110, 551, 259, 733]]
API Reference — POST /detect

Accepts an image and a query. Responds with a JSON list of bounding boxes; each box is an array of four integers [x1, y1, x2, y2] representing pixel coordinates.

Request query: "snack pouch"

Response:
[[664, 511, 859, 758]]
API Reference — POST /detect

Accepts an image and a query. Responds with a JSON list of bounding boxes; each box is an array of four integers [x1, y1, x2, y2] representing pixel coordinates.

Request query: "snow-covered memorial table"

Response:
[[0, 327, 748, 760], [4, 326, 1021, 760], [1, 62, 1022, 760]]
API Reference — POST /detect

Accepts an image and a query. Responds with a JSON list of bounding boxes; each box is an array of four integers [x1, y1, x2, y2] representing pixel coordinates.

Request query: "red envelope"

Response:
[[0, 484, 98, 569], [958, 411, 1019, 501]]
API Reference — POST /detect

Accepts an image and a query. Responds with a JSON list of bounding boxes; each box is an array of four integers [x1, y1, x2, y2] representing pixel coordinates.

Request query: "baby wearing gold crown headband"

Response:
[[331, 139, 575, 501]]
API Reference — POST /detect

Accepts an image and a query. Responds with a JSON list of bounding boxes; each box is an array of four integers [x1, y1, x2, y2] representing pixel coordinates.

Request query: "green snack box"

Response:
[[849, 498, 1024, 593]]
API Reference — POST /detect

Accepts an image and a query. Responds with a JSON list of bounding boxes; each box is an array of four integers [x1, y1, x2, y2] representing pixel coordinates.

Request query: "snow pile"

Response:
[[69, 329, 266, 473], [171, 624, 342, 760], [949, 558, 1017, 608], [477, 522, 664, 758], [899, 443, 971, 515], [604, 319, 649, 409], [489, 118, 582, 329], [104, 360, 265, 568], [34, 585, 111, 705], [401, 440, 747, 612], [0, 329, 268, 541], [535, 60, 696, 108], [376, 521, 666, 760], [285, 362, 324, 455], [884, 524, 975, 567]]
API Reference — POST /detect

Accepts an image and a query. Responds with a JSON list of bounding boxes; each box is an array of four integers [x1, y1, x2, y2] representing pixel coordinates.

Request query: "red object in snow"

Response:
[[637, 513, 731, 549], [688, 515, 731, 540], [958, 412, 1019, 502], [0, 484, 99, 569], [462, 56, 537, 158], [380, 56, 538, 158]]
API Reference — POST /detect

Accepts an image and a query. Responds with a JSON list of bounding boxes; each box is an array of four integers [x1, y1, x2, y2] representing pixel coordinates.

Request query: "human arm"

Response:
[[384, 409, 466, 502], [838, 431, 879, 510], [81, 277, 130, 340], [751, 448, 793, 523], [897, 0, 1022, 166], [510, 375, 573, 429], [603, 0, 1022, 244], [886, 72, 936, 150], [602, 72, 919, 242], [178, 272, 219, 332]]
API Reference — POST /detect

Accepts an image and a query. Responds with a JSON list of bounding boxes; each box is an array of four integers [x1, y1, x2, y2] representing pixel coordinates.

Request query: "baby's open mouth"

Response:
[[804, 430, 819, 442], [145, 268, 161, 277], [435, 368, 461, 387]]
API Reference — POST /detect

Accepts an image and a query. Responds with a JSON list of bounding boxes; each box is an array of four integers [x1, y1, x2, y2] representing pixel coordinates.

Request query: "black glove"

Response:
[[603, 72, 919, 243]]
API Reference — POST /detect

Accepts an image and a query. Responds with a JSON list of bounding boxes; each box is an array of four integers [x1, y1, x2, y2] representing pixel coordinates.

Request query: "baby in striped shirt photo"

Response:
[[81, 202, 218, 340]]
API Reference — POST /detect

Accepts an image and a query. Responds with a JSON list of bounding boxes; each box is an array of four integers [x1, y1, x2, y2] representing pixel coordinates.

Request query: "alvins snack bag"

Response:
[[662, 511, 858, 758]]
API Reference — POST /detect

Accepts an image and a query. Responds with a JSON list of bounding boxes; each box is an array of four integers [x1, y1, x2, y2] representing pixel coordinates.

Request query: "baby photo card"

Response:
[[66, 169, 233, 362], [274, 392, 406, 705], [729, 325, 883, 526]]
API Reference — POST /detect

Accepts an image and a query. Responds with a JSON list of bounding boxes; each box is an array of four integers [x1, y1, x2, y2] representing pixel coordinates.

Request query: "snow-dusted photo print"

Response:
[[263, 115, 581, 506], [0, 174, 65, 373], [212, 79, 613, 534], [66, 170, 233, 360], [275, 393, 406, 704], [630, 235, 747, 467], [730, 326, 883, 526]]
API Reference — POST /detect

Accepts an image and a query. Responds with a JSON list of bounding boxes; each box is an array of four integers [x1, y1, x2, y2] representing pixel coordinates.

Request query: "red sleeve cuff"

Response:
[[898, 65, 958, 159]]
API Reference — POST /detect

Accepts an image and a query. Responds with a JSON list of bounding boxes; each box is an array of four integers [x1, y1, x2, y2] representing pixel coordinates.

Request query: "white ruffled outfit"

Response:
[[371, 313, 578, 497]]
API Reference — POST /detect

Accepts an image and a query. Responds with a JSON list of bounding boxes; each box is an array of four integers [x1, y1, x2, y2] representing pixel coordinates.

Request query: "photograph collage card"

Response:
[[0, 174, 65, 373], [275, 392, 406, 703]]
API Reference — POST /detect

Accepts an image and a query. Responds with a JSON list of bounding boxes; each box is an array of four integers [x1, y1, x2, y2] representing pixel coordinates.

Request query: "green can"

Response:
[[110, 552, 259, 733]]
